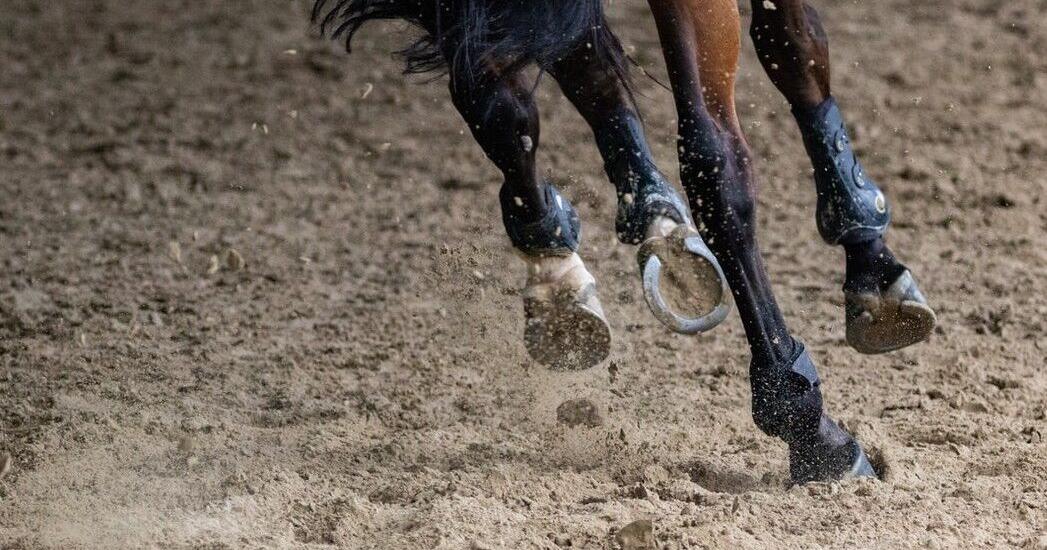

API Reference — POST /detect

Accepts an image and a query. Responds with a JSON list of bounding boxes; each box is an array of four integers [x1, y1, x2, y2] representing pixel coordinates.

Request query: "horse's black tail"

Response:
[[312, 0, 629, 85]]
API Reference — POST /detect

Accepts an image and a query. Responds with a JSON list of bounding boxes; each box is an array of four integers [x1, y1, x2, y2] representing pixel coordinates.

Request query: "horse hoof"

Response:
[[790, 440, 879, 484], [637, 225, 729, 335], [845, 270, 936, 354], [523, 264, 611, 371], [847, 446, 878, 479]]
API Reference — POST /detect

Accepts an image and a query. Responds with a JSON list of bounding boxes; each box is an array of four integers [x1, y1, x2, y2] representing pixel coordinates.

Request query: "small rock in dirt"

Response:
[[0, 452, 12, 479], [642, 464, 670, 485], [615, 519, 654, 550], [556, 398, 603, 428], [225, 248, 246, 271], [485, 470, 509, 498], [207, 254, 220, 274], [168, 241, 182, 264]]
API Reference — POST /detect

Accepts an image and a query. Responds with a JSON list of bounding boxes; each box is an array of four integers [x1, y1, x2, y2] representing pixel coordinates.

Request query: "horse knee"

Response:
[[750, 0, 825, 43], [677, 122, 756, 237], [449, 74, 539, 177], [499, 183, 581, 255], [749, 0, 830, 105]]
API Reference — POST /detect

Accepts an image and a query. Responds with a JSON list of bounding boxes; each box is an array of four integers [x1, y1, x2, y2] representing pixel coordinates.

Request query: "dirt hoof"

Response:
[[523, 283, 611, 371], [846, 270, 936, 354]]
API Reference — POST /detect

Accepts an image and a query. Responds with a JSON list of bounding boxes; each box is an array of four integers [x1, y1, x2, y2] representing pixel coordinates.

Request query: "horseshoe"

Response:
[[638, 226, 730, 335]]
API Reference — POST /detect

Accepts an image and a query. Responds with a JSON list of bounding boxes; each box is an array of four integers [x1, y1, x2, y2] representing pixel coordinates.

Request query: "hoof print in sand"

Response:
[[556, 398, 603, 428]]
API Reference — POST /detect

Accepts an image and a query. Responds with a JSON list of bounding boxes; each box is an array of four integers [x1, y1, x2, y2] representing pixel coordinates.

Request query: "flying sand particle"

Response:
[[225, 248, 245, 271], [168, 241, 182, 264], [0, 453, 12, 479]]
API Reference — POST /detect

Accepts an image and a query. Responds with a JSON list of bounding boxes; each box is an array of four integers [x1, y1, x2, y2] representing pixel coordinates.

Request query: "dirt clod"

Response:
[[168, 241, 182, 264], [556, 398, 603, 428], [615, 520, 654, 550], [177, 436, 194, 454], [0, 453, 12, 479], [225, 248, 245, 271]]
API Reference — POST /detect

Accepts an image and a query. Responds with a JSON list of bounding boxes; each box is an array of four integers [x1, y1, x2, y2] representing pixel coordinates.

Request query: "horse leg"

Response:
[[445, 67, 611, 371], [749, 0, 936, 353], [549, 51, 729, 335], [648, 0, 876, 483]]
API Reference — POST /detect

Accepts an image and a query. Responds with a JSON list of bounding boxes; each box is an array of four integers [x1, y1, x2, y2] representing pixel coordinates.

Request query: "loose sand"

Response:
[[1, 0, 1045, 547]]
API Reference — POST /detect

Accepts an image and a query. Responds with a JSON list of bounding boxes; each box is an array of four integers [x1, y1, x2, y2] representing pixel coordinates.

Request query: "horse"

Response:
[[312, 0, 937, 484]]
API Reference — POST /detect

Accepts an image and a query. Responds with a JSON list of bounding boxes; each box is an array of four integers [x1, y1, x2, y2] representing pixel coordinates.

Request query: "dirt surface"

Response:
[[1, 0, 1045, 548]]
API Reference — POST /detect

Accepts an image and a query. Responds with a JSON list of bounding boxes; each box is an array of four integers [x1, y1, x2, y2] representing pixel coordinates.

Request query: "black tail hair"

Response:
[[312, 0, 630, 86]]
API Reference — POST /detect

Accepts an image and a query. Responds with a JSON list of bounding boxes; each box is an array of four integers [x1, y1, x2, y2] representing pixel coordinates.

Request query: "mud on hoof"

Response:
[[846, 270, 936, 354], [638, 224, 729, 335], [789, 416, 878, 484], [522, 257, 611, 371]]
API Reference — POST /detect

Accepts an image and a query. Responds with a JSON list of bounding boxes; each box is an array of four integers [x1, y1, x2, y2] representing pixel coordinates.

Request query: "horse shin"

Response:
[[648, 0, 876, 482], [749, 0, 935, 353]]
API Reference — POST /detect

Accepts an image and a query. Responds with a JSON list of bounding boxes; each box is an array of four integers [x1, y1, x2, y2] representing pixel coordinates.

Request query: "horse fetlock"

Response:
[[500, 183, 580, 255], [608, 156, 690, 245], [794, 96, 890, 245], [645, 215, 682, 241], [750, 347, 824, 444]]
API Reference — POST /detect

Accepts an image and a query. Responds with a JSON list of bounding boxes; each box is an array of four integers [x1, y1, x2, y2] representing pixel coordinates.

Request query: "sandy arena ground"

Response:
[[1, 0, 1045, 548]]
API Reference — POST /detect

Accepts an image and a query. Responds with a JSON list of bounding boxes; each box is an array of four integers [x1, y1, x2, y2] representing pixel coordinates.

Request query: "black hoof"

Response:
[[789, 416, 879, 484]]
